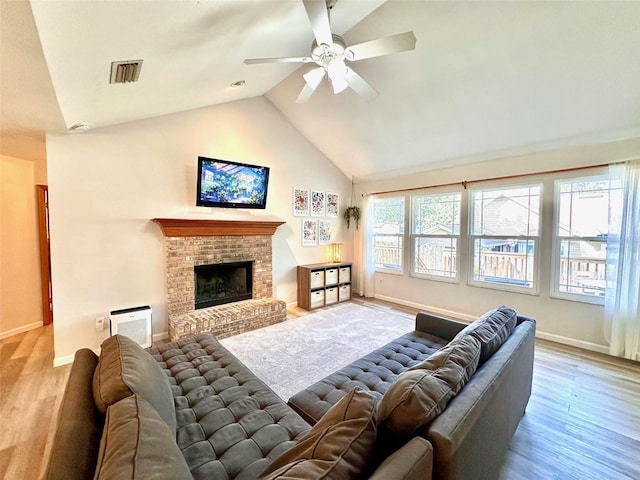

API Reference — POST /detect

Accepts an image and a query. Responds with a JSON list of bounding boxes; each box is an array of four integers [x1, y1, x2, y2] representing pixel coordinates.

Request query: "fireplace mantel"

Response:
[[153, 218, 285, 237]]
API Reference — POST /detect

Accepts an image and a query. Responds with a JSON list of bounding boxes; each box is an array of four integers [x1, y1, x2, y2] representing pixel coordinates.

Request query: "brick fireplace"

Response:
[[153, 218, 287, 340]]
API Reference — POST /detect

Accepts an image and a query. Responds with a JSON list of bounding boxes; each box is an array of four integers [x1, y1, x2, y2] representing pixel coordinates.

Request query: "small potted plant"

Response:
[[344, 206, 361, 229]]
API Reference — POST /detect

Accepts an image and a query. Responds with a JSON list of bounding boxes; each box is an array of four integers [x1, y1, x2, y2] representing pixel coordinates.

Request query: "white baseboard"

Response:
[[535, 331, 609, 355], [153, 331, 168, 343], [0, 322, 42, 341], [53, 353, 76, 367], [373, 294, 477, 322], [374, 294, 612, 356], [54, 331, 169, 367]]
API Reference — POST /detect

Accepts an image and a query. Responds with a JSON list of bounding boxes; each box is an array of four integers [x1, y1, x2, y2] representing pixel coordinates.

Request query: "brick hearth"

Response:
[[153, 219, 286, 339]]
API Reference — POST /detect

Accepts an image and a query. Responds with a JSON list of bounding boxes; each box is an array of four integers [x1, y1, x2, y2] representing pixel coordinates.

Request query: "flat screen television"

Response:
[[196, 156, 270, 209]]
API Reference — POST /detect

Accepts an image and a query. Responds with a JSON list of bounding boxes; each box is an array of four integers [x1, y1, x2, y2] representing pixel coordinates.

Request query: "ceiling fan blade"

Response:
[[302, 0, 333, 46], [344, 67, 379, 100], [244, 56, 312, 64], [296, 83, 316, 103], [346, 31, 416, 61]]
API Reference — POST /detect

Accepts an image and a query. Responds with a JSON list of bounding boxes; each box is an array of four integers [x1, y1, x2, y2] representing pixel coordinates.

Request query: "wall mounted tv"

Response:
[[196, 156, 270, 209]]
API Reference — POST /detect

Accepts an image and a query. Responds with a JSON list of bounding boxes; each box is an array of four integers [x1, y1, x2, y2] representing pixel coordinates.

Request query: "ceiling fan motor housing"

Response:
[[311, 34, 350, 68]]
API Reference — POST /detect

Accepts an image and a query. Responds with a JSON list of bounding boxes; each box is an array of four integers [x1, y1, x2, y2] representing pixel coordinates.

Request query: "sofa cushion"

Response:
[[93, 334, 176, 432], [454, 305, 518, 364], [94, 395, 191, 480], [147, 334, 311, 480], [259, 388, 377, 480], [377, 335, 481, 438], [288, 330, 448, 425]]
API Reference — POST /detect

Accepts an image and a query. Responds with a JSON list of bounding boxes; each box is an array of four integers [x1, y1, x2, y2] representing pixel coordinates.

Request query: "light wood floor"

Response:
[[1, 301, 639, 480]]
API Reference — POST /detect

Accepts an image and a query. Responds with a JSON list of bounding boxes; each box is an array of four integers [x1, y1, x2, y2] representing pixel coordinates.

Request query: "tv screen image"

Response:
[[197, 157, 270, 209]]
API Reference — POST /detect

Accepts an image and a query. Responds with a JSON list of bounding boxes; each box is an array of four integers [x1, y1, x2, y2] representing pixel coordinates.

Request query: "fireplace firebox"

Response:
[[194, 261, 253, 309]]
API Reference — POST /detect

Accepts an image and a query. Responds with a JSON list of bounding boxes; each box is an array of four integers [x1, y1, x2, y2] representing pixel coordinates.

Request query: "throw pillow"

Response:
[[259, 388, 377, 480], [377, 335, 481, 439], [93, 334, 176, 433], [94, 395, 191, 480], [454, 305, 518, 364]]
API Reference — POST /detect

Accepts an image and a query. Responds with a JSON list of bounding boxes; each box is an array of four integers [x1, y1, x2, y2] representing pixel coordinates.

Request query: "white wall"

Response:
[[46, 97, 352, 363], [355, 137, 640, 353], [0, 155, 43, 338]]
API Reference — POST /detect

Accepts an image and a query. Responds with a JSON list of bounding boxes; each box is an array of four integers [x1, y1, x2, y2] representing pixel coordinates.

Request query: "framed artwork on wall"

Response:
[[293, 188, 310, 216], [302, 219, 318, 246], [319, 220, 332, 244], [326, 192, 339, 217], [311, 190, 326, 217]]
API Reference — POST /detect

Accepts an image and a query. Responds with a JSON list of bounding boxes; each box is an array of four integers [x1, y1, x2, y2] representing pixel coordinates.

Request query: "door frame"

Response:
[[36, 185, 53, 325]]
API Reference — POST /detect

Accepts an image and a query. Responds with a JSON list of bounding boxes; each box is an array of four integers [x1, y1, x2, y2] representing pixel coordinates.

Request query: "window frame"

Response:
[[372, 195, 406, 275], [467, 182, 542, 295], [551, 173, 615, 305], [410, 191, 461, 283]]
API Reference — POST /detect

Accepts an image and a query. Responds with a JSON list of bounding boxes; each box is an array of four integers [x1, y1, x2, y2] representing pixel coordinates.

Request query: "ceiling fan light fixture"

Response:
[[303, 67, 325, 90], [327, 59, 348, 94]]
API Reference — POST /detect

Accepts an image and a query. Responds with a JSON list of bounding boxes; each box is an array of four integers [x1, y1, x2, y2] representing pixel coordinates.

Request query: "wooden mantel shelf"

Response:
[[152, 218, 285, 237]]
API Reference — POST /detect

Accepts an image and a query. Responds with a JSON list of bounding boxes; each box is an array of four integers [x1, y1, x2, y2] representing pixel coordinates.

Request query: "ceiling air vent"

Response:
[[110, 60, 143, 84]]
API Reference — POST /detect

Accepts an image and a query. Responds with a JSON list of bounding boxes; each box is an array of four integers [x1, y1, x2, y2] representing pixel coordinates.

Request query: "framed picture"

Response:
[[293, 188, 310, 217], [302, 219, 318, 246], [311, 190, 325, 217], [319, 219, 332, 244], [326, 192, 339, 217]]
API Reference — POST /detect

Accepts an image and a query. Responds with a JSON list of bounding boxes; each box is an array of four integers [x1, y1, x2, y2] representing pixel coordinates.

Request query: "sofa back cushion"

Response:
[[454, 305, 518, 364], [377, 335, 481, 439], [259, 388, 377, 479], [93, 334, 176, 432], [94, 395, 191, 480]]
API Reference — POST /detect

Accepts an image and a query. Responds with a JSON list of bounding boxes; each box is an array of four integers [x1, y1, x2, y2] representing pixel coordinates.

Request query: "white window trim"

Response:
[[409, 235, 460, 283], [409, 190, 462, 283], [467, 183, 542, 295], [372, 194, 407, 275], [373, 233, 405, 274], [550, 174, 609, 305]]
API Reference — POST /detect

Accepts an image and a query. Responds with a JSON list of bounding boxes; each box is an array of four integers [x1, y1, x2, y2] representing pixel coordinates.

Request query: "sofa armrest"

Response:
[[45, 349, 103, 480], [369, 437, 433, 480], [415, 312, 468, 341], [425, 319, 536, 480]]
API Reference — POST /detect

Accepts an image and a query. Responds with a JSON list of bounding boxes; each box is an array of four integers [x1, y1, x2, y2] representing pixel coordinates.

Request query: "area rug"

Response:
[[220, 301, 415, 401]]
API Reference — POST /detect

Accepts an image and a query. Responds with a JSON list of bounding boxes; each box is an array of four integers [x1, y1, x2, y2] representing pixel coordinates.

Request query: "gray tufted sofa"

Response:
[[45, 306, 534, 480], [45, 332, 432, 480]]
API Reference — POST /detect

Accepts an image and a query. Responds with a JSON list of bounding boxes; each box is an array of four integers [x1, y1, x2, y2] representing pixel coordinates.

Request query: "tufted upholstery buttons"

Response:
[[288, 330, 448, 425], [147, 334, 310, 479]]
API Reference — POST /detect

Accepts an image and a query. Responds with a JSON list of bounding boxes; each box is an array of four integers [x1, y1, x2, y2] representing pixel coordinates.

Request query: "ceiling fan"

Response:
[[244, 0, 416, 103]]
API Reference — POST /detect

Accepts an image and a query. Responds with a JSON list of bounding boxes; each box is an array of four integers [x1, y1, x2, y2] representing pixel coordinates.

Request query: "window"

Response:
[[553, 175, 622, 303], [372, 196, 405, 272], [469, 184, 541, 291], [411, 192, 461, 279]]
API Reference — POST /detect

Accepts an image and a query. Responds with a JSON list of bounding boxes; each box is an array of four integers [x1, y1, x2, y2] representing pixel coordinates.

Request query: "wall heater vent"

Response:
[[110, 60, 143, 84], [110, 305, 152, 348]]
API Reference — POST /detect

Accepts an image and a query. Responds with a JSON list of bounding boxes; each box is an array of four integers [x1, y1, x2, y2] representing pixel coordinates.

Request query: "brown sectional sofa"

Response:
[[45, 306, 535, 480]]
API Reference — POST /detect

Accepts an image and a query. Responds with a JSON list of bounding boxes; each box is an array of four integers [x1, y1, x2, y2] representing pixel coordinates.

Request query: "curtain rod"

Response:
[[364, 161, 619, 197]]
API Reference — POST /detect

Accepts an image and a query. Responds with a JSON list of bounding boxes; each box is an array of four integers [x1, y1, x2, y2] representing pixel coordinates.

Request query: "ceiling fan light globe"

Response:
[[303, 67, 325, 90], [331, 76, 349, 94], [327, 58, 346, 80]]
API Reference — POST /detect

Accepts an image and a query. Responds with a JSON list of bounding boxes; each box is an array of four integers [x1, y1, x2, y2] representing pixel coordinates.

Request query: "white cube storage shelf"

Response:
[[297, 262, 352, 310]]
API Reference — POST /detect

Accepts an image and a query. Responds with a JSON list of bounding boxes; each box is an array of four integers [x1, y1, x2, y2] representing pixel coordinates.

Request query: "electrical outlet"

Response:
[[95, 317, 105, 332]]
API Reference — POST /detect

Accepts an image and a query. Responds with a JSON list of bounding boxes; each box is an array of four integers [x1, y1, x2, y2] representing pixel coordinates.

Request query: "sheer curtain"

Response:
[[605, 159, 640, 360], [359, 193, 376, 298]]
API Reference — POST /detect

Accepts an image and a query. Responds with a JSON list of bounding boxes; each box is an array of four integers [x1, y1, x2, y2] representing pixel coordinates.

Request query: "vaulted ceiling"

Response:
[[2, 0, 640, 181]]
